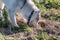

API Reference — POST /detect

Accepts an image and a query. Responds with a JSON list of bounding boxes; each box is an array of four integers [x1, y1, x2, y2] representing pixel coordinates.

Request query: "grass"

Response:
[[0, 33, 6, 40], [33, 0, 60, 22]]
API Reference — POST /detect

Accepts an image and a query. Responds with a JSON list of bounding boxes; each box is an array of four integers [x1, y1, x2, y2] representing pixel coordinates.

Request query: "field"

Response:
[[0, 0, 60, 40]]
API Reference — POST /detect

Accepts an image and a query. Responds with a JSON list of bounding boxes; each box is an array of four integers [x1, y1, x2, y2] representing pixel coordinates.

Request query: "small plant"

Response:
[[36, 32, 48, 40], [2, 7, 9, 28], [25, 27, 33, 33], [0, 33, 6, 40], [49, 36, 60, 40]]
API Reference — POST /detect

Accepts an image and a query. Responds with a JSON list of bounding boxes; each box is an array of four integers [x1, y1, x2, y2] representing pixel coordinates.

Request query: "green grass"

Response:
[[33, 0, 60, 22], [0, 33, 6, 40]]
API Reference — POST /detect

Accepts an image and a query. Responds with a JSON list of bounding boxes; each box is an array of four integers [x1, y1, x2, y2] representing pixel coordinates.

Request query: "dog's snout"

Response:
[[36, 10, 41, 21]]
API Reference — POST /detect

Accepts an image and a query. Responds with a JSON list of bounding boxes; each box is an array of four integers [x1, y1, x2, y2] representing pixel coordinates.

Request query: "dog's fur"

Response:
[[0, 0, 41, 28], [0, 1, 4, 20]]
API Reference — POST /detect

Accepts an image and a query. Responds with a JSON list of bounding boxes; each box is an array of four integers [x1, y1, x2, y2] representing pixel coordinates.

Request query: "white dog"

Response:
[[0, 0, 41, 28]]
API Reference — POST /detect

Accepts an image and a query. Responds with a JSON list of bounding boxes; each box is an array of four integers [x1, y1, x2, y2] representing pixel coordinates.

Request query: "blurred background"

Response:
[[0, 0, 60, 40]]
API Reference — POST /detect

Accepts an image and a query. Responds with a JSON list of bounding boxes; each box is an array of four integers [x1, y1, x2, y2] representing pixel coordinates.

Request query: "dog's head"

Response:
[[35, 9, 41, 22], [28, 9, 41, 28]]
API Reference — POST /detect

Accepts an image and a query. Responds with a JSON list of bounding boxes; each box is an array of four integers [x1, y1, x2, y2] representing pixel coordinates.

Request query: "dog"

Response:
[[1, 0, 41, 29]]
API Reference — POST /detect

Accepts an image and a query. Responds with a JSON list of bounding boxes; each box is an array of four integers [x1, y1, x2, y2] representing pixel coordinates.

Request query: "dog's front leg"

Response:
[[8, 9, 19, 27]]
